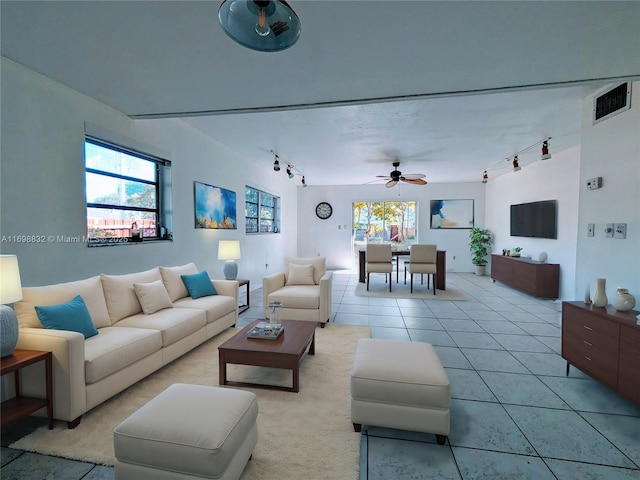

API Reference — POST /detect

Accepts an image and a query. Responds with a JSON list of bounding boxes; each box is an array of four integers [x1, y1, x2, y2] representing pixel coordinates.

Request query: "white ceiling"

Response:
[[2, 1, 639, 185]]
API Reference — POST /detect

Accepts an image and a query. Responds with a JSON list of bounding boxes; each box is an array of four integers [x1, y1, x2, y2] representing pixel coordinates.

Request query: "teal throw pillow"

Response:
[[181, 270, 217, 299], [35, 295, 99, 339]]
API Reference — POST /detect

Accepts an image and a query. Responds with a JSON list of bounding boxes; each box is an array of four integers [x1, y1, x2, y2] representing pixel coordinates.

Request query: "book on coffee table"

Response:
[[247, 321, 284, 340]]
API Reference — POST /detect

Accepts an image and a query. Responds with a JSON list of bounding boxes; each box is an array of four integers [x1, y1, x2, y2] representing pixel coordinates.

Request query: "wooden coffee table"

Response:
[[218, 319, 316, 393]]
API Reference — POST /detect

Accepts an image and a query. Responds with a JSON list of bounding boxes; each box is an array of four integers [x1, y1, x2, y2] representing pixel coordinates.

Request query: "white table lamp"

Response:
[[1, 255, 23, 357], [218, 240, 241, 280]]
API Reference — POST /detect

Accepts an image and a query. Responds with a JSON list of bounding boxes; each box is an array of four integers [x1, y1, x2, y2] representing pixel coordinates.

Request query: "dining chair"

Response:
[[405, 244, 437, 294], [366, 244, 393, 292]]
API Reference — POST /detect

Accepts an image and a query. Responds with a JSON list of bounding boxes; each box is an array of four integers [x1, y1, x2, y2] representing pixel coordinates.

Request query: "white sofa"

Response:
[[262, 257, 332, 327], [14, 263, 238, 428]]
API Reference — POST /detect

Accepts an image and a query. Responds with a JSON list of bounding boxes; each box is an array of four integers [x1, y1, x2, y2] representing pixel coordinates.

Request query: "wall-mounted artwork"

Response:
[[194, 181, 237, 229], [430, 199, 474, 229]]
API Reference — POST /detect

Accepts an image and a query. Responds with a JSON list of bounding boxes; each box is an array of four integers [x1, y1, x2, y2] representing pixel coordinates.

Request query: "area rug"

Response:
[[10, 323, 370, 480], [355, 280, 469, 300]]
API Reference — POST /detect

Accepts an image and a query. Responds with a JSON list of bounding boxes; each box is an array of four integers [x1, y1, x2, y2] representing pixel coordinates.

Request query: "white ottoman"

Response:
[[350, 339, 450, 444], [114, 383, 258, 480]]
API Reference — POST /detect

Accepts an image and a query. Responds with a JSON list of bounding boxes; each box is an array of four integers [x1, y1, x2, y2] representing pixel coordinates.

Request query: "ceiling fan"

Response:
[[376, 161, 427, 188]]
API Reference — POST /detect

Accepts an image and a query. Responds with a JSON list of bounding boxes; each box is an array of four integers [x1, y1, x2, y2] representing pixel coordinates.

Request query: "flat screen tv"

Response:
[[510, 200, 557, 239]]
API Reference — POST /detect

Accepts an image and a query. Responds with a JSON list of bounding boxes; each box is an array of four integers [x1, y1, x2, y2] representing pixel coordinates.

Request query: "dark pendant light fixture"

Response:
[[218, 0, 301, 52]]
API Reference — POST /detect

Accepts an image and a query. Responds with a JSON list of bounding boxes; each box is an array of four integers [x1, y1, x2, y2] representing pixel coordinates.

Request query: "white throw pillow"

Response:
[[133, 280, 173, 315], [286, 263, 315, 286]]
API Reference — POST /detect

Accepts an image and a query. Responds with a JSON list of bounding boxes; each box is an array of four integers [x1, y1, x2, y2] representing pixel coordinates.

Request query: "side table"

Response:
[[1, 349, 54, 430], [237, 279, 250, 314]]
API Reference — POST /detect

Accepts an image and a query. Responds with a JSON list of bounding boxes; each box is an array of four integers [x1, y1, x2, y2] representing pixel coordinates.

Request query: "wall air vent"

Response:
[[593, 82, 631, 125]]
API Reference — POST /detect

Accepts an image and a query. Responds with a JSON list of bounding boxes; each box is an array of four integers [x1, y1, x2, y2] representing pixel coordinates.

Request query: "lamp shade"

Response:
[[0, 255, 23, 304], [218, 240, 241, 260], [218, 0, 301, 52]]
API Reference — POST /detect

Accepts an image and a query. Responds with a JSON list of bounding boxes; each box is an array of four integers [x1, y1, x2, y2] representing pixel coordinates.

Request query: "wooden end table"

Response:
[[1, 349, 54, 430], [219, 319, 316, 393], [237, 278, 250, 314]]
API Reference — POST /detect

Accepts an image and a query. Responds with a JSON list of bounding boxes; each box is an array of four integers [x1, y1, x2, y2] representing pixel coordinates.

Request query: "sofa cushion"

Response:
[[113, 308, 206, 347], [159, 263, 198, 302], [101, 268, 162, 323], [35, 295, 99, 339], [84, 327, 162, 384], [285, 257, 326, 285], [133, 280, 173, 315], [16, 275, 111, 329], [173, 294, 237, 324], [286, 263, 315, 286], [267, 285, 321, 310], [181, 270, 217, 299]]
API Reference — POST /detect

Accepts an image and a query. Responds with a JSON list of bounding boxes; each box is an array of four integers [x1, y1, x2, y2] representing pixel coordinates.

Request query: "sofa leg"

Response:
[[320, 323, 326, 328], [353, 423, 362, 432], [67, 416, 82, 429], [436, 434, 447, 445]]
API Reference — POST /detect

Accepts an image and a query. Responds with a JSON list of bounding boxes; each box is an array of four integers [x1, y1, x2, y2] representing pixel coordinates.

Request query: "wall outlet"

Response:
[[587, 223, 594, 237], [586, 177, 602, 190], [614, 223, 627, 239], [605, 223, 614, 238]]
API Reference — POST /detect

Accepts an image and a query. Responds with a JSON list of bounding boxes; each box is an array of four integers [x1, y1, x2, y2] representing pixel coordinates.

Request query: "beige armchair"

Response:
[[262, 257, 333, 327], [366, 244, 393, 292], [405, 244, 437, 294]]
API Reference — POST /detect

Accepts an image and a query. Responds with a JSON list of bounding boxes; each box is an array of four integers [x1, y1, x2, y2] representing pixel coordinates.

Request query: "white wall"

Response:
[[575, 82, 640, 303], [485, 145, 581, 300], [297, 182, 486, 272], [0, 58, 298, 288]]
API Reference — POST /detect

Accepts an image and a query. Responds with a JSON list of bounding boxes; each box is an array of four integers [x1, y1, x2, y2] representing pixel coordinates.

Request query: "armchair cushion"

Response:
[[285, 263, 315, 286], [267, 285, 321, 309]]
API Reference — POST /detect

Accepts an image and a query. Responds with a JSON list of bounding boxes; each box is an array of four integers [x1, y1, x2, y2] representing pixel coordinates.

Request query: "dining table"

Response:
[[358, 248, 447, 290]]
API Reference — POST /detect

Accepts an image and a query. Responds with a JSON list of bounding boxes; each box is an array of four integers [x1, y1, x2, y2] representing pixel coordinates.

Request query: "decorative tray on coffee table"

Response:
[[247, 321, 284, 340]]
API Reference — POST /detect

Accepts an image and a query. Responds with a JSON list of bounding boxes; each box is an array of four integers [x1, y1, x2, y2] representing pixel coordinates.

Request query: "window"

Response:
[[85, 138, 172, 245], [353, 201, 417, 259], [245, 186, 280, 233]]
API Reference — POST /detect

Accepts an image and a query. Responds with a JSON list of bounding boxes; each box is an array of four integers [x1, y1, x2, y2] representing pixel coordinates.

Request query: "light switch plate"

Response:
[[614, 223, 627, 239], [587, 223, 594, 237], [605, 223, 614, 238]]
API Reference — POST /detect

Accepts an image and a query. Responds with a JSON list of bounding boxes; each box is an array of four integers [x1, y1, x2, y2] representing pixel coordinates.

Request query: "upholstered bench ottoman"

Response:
[[114, 383, 258, 480], [350, 339, 450, 444]]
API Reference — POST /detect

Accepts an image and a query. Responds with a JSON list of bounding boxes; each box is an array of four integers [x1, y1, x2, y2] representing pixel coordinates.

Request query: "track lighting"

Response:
[[301, 176, 307, 187], [512, 156, 521, 172], [286, 165, 294, 178], [541, 140, 551, 160], [482, 171, 488, 183], [273, 156, 280, 171]]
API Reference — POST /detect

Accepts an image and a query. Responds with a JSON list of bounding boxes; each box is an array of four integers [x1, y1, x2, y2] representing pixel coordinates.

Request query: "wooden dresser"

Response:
[[491, 254, 559, 298], [562, 301, 640, 405]]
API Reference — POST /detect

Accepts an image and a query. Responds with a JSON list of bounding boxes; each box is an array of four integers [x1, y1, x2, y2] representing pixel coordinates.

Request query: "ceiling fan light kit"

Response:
[[218, 0, 301, 52]]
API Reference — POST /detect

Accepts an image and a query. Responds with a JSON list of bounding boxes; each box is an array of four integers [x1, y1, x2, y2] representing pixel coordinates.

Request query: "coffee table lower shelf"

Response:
[[218, 319, 316, 393]]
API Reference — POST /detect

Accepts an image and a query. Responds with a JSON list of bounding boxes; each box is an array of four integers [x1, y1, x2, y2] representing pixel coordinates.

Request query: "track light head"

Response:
[[301, 176, 307, 187], [286, 165, 294, 178], [512, 156, 521, 172], [541, 140, 551, 160], [482, 171, 488, 183]]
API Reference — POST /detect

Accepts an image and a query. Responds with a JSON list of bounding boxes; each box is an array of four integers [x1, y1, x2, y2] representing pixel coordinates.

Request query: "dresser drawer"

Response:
[[562, 310, 619, 351], [562, 338, 619, 388]]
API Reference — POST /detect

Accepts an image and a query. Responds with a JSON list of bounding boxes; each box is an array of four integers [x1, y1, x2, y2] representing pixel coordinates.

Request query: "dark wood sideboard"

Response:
[[491, 254, 559, 298], [562, 301, 640, 406]]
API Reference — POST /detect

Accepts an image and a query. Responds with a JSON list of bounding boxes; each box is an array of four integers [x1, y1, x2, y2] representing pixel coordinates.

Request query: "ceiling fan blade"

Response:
[[376, 175, 392, 179], [386, 180, 398, 188], [402, 173, 426, 179], [403, 178, 427, 185]]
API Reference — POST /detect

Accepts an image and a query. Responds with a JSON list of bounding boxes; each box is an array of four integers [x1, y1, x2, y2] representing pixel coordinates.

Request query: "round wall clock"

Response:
[[315, 202, 333, 219]]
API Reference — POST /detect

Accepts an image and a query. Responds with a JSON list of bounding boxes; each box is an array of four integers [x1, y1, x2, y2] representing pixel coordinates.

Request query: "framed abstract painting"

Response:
[[430, 199, 474, 229], [194, 181, 237, 229]]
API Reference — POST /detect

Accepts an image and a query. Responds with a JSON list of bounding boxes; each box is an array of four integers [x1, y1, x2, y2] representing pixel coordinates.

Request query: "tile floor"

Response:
[[2, 271, 639, 479]]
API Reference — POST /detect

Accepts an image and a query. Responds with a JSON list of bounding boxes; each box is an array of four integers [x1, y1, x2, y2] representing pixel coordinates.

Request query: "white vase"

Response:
[[612, 288, 636, 312], [592, 278, 608, 307]]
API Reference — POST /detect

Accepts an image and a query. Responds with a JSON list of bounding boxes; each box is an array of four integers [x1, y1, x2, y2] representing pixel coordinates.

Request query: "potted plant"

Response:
[[469, 227, 493, 275]]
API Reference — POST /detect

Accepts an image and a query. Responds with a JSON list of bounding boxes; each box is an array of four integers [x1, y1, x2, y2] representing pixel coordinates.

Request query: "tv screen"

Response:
[[510, 200, 557, 239]]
